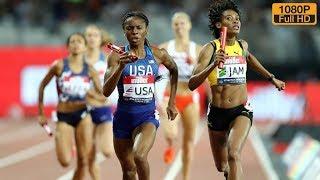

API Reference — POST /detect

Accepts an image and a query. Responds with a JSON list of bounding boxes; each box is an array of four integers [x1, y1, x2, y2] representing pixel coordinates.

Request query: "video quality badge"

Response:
[[272, 3, 317, 25]]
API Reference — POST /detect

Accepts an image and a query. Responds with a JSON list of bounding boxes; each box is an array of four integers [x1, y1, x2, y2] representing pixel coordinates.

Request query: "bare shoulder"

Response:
[[195, 42, 216, 67], [52, 58, 63, 67], [151, 46, 167, 58], [50, 59, 63, 75], [199, 42, 215, 57], [238, 39, 249, 50], [151, 46, 172, 65], [195, 43, 203, 54]]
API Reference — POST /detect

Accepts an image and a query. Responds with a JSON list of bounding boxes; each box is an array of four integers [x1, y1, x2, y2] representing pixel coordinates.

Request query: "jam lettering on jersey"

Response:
[[58, 71, 91, 102], [217, 56, 247, 85], [123, 64, 155, 103]]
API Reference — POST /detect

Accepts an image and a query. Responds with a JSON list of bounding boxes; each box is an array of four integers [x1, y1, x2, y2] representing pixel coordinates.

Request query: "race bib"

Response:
[[59, 74, 91, 101], [123, 75, 155, 103], [217, 56, 247, 85]]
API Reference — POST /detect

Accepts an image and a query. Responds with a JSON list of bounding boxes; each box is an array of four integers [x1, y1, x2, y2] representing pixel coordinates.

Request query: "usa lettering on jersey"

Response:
[[123, 65, 155, 103]]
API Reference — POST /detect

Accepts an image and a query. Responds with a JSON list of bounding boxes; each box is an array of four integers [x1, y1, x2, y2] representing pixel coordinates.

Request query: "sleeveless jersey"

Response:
[[166, 40, 197, 82], [56, 59, 91, 102], [117, 45, 159, 112], [207, 39, 248, 86], [92, 52, 107, 86]]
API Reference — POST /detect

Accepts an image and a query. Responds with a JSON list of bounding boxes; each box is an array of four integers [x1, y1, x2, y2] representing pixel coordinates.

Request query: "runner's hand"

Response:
[[38, 114, 47, 126], [119, 53, 137, 66], [213, 49, 226, 67], [272, 78, 285, 91], [166, 104, 178, 121]]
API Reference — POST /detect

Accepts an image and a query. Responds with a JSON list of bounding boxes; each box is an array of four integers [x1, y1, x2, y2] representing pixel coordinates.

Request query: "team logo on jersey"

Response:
[[217, 56, 247, 85], [58, 71, 91, 101], [123, 75, 155, 103]]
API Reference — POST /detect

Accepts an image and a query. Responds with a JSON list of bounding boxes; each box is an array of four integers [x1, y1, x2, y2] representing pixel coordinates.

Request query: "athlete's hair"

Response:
[[121, 11, 151, 47], [66, 32, 87, 46], [208, 0, 241, 38], [172, 11, 191, 24]]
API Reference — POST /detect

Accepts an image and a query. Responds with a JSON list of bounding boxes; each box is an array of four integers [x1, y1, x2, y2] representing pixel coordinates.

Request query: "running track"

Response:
[[0, 118, 268, 180]]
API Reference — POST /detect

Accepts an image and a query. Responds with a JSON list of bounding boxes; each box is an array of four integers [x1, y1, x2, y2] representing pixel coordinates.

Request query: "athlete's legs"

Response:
[[132, 122, 157, 180], [208, 129, 229, 178], [89, 137, 100, 180], [96, 122, 114, 157], [88, 122, 113, 180], [89, 125, 100, 180], [73, 115, 93, 180], [160, 97, 178, 146], [180, 103, 199, 180], [114, 138, 136, 180], [55, 121, 74, 167], [227, 116, 251, 180]]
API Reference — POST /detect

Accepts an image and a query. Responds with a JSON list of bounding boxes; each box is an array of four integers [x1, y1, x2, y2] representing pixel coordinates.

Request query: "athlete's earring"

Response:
[[215, 22, 222, 29]]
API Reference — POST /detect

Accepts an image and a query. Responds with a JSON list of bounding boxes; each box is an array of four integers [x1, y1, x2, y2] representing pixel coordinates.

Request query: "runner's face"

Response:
[[85, 27, 102, 49], [68, 35, 86, 55], [123, 17, 148, 46], [172, 16, 191, 37], [219, 10, 241, 35]]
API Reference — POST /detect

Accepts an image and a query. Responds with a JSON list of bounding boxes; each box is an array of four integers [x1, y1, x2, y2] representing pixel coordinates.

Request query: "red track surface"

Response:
[[0, 119, 266, 180]]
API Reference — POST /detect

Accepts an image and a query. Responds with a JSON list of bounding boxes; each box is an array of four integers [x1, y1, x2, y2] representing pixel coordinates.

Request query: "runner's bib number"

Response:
[[123, 76, 155, 103], [217, 56, 247, 85]]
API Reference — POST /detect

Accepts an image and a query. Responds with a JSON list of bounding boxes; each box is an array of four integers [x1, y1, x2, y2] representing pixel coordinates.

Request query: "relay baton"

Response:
[[42, 123, 53, 137], [218, 27, 227, 69], [106, 43, 138, 61]]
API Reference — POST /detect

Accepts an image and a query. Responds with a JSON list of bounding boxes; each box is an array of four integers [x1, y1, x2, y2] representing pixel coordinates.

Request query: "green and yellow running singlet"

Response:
[[207, 39, 249, 86]]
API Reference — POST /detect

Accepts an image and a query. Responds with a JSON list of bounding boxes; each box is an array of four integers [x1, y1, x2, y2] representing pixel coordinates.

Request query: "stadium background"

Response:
[[0, 0, 319, 179]]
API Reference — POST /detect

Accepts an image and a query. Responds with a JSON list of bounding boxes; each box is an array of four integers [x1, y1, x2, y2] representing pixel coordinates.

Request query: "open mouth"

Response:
[[131, 37, 140, 42], [233, 25, 240, 30]]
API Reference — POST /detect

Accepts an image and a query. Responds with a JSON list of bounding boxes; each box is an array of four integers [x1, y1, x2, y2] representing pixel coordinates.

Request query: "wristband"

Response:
[[268, 74, 275, 82]]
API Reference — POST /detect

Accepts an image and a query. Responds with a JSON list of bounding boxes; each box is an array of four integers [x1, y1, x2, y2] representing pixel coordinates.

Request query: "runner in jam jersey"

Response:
[[189, 1, 286, 179], [38, 32, 102, 179], [84, 25, 115, 180], [103, 11, 178, 180], [158, 12, 202, 180]]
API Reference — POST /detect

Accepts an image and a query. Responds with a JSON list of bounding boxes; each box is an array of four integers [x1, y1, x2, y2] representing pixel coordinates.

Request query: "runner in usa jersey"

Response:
[[103, 11, 178, 180], [84, 25, 115, 180], [38, 32, 102, 179], [189, 1, 285, 179], [117, 45, 159, 108]]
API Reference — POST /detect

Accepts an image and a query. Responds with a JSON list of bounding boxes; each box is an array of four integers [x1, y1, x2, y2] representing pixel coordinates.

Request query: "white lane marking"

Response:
[[164, 120, 206, 180], [249, 125, 279, 180], [0, 140, 54, 168]]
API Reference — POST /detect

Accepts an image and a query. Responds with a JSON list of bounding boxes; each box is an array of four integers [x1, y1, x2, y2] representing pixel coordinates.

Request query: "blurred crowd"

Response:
[[0, 0, 319, 80]]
